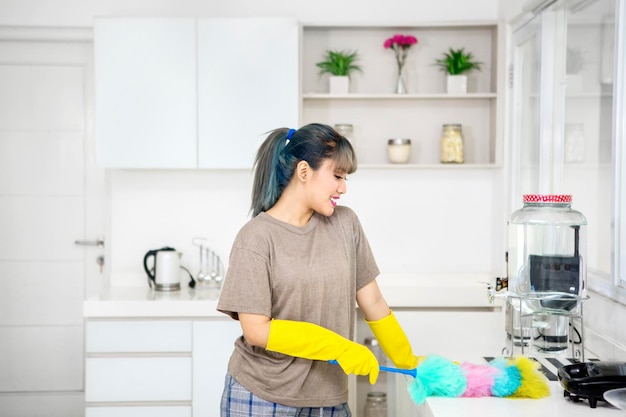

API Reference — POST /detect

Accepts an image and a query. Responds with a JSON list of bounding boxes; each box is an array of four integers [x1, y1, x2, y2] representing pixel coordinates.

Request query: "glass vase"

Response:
[[395, 66, 407, 94]]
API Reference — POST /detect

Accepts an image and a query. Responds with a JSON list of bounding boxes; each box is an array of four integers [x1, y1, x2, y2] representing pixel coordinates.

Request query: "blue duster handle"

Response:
[[328, 360, 417, 378], [380, 365, 417, 378]]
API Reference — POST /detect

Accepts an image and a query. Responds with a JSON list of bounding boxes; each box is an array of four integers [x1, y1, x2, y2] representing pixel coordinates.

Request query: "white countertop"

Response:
[[376, 273, 496, 308], [422, 382, 622, 417], [402, 353, 621, 417], [84, 285, 225, 318], [84, 273, 500, 318]]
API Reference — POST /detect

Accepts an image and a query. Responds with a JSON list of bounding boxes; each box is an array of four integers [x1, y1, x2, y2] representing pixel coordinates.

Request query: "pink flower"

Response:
[[384, 33, 418, 71], [384, 34, 418, 49]]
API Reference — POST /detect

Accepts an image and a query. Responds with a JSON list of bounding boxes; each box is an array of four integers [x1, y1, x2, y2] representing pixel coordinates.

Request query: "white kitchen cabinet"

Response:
[[301, 23, 505, 167], [197, 18, 299, 169], [86, 320, 192, 352], [192, 321, 242, 415], [86, 407, 191, 417], [85, 357, 193, 402], [94, 17, 299, 169], [94, 18, 197, 168], [84, 317, 241, 416], [354, 306, 504, 417]]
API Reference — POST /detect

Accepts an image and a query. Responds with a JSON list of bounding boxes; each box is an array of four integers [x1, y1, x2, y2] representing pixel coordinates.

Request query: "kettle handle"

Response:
[[143, 250, 158, 282]]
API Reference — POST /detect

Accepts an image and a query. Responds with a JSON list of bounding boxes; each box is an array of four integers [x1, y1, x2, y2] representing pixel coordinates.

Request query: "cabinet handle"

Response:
[[75, 239, 105, 248]]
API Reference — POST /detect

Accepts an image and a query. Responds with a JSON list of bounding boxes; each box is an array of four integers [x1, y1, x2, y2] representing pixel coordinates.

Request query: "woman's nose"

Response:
[[338, 181, 346, 195]]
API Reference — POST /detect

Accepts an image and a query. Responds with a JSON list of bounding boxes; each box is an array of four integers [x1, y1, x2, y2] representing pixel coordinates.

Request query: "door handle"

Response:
[[74, 238, 105, 248]]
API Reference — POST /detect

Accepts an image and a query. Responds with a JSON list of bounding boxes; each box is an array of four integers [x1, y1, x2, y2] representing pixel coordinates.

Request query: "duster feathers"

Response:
[[404, 355, 550, 405]]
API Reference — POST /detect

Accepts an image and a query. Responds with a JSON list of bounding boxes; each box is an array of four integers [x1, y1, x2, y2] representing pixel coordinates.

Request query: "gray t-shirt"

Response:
[[217, 205, 379, 407]]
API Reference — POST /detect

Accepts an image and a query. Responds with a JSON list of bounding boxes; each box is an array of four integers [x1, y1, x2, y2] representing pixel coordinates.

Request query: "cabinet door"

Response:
[[86, 320, 192, 353], [86, 406, 191, 417], [94, 18, 197, 168], [197, 18, 300, 169], [192, 320, 242, 415], [85, 357, 192, 402]]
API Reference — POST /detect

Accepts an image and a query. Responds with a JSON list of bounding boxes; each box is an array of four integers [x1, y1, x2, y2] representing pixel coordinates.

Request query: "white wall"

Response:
[[109, 169, 505, 286], [0, 0, 500, 27], [2, 0, 624, 362], [31, 0, 505, 286]]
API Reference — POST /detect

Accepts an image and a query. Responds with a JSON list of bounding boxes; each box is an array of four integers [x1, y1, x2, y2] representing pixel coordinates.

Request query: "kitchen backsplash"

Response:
[[108, 168, 505, 287], [107, 168, 626, 360]]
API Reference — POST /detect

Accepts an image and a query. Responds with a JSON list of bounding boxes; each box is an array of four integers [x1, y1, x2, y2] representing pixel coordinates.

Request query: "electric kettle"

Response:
[[143, 247, 195, 291]]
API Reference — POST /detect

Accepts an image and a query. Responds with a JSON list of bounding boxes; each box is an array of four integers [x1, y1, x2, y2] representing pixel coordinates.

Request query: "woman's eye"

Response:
[[335, 175, 348, 181]]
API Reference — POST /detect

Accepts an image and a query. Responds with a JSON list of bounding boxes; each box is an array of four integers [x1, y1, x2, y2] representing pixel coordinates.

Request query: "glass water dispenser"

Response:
[[506, 194, 588, 357]]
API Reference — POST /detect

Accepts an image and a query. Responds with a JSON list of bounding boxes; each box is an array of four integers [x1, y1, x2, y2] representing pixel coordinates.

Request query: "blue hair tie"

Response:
[[285, 128, 296, 145]]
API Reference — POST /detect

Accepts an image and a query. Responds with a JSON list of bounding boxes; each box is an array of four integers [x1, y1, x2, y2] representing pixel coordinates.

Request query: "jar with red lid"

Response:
[[508, 194, 588, 315]]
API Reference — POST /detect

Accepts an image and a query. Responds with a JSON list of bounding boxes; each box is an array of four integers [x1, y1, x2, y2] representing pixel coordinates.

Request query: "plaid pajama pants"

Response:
[[220, 371, 352, 417]]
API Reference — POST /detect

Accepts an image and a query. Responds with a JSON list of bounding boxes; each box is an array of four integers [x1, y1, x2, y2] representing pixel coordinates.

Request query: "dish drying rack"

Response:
[[486, 278, 588, 361]]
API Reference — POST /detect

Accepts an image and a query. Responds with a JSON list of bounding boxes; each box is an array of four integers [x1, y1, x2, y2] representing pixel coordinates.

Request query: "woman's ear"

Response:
[[296, 160, 310, 182]]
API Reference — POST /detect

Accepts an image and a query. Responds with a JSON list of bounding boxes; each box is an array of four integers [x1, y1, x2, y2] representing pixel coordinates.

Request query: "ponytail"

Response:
[[250, 123, 357, 217], [251, 128, 293, 217]]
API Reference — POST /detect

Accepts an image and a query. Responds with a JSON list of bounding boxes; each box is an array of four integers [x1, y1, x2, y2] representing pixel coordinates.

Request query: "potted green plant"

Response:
[[316, 49, 362, 94], [434, 47, 482, 94]]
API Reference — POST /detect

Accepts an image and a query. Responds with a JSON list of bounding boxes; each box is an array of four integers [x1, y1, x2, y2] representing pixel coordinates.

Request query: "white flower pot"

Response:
[[329, 76, 350, 94], [446, 75, 468, 94]]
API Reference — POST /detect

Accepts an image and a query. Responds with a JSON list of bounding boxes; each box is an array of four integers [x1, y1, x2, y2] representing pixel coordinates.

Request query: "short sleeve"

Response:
[[217, 244, 272, 320]]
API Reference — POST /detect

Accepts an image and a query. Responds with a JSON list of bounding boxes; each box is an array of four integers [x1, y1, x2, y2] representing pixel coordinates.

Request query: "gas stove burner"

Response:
[[558, 361, 626, 408]]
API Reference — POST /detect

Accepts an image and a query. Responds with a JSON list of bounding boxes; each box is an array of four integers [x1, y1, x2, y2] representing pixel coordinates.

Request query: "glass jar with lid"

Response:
[[387, 138, 411, 164], [508, 194, 588, 314], [334, 124, 355, 145], [335, 123, 358, 161], [364, 391, 387, 417], [440, 124, 464, 163]]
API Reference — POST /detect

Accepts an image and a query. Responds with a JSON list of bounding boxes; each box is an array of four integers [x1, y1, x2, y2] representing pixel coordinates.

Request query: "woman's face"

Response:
[[307, 159, 347, 217]]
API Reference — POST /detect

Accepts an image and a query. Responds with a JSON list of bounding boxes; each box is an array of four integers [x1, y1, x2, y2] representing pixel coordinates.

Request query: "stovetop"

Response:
[[483, 356, 626, 409], [483, 355, 596, 382], [558, 361, 626, 408]]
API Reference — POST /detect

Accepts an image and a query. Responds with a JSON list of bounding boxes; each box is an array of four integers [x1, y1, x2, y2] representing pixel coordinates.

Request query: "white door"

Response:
[[0, 31, 105, 416]]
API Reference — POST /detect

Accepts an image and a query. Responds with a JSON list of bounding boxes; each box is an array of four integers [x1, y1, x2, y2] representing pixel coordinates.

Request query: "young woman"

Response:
[[217, 123, 419, 416]]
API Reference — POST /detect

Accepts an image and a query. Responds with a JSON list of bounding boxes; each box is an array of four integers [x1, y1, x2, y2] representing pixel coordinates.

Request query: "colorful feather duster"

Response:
[[398, 355, 550, 404], [330, 355, 550, 404]]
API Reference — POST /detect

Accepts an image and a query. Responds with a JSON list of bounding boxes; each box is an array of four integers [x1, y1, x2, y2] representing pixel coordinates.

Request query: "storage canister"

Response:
[[364, 391, 387, 417], [440, 124, 464, 163], [508, 194, 587, 314], [334, 124, 354, 145], [387, 138, 411, 164], [335, 123, 359, 161]]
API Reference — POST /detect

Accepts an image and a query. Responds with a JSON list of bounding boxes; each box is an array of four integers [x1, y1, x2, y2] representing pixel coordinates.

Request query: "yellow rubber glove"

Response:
[[266, 319, 380, 384], [366, 310, 421, 369]]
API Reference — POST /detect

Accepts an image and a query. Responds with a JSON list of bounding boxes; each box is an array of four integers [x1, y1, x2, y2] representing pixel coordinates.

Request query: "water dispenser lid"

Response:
[[524, 194, 572, 203]]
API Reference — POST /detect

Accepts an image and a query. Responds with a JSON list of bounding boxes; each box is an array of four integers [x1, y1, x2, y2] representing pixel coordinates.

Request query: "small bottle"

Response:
[[364, 391, 387, 417], [441, 124, 464, 163], [387, 138, 411, 164]]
